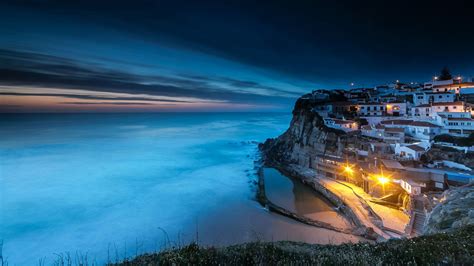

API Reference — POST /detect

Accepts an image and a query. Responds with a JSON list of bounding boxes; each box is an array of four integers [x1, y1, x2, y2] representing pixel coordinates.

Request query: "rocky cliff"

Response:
[[260, 96, 349, 167], [424, 183, 474, 234]]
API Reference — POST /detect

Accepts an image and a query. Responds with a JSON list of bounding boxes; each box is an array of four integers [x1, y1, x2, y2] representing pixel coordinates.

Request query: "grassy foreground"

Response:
[[115, 225, 473, 265]]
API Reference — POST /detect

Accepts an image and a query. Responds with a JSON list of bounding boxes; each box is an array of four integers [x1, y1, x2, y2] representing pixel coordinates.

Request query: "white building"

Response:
[[395, 142, 430, 160], [424, 78, 474, 94], [435, 112, 474, 137], [324, 118, 358, 132], [382, 120, 442, 141], [460, 87, 474, 104], [361, 124, 406, 144], [412, 92, 455, 106], [400, 179, 424, 195], [385, 102, 407, 116], [358, 103, 386, 116], [383, 127, 406, 143], [361, 124, 385, 139], [411, 101, 466, 118]]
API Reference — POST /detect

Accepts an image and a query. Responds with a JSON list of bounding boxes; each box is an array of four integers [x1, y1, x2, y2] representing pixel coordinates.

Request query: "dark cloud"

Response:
[[3, 0, 473, 85], [0, 92, 191, 103], [0, 49, 297, 106]]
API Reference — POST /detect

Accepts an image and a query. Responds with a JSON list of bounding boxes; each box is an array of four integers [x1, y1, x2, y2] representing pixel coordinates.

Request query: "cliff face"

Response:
[[260, 97, 346, 167], [424, 183, 474, 234]]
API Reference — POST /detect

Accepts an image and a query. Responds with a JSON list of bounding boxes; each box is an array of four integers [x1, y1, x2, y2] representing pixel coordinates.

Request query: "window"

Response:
[[453, 106, 457, 109]]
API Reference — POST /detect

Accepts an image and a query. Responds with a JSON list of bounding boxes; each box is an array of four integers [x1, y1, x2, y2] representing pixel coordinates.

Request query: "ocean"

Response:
[[0, 113, 359, 264]]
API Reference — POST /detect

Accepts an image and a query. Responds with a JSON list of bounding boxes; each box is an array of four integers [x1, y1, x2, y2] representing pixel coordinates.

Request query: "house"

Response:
[[361, 124, 405, 143], [358, 103, 386, 116], [424, 78, 474, 94], [400, 179, 425, 195], [460, 87, 474, 103], [330, 101, 358, 116], [395, 142, 430, 160], [324, 118, 358, 132], [435, 112, 474, 137], [412, 92, 455, 106], [385, 102, 407, 116], [344, 89, 369, 103], [361, 124, 385, 139], [369, 94, 397, 103], [381, 119, 442, 141], [424, 79, 454, 90], [383, 127, 405, 143], [410, 101, 466, 118], [430, 101, 465, 113], [410, 104, 432, 117]]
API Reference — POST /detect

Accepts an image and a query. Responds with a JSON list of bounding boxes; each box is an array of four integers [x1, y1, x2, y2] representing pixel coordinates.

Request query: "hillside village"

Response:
[[263, 68, 474, 237]]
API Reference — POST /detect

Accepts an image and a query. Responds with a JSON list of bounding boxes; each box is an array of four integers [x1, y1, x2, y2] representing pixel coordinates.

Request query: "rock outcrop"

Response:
[[422, 145, 474, 168], [259, 96, 348, 167], [424, 183, 474, 234]]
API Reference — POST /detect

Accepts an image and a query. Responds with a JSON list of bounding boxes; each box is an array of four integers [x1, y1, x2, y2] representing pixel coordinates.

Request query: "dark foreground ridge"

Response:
[[115, 225, 473, 265]]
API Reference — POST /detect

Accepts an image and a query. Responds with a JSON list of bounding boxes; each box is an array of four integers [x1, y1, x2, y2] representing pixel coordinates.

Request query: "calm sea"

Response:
[[0, 113, 359, 264]]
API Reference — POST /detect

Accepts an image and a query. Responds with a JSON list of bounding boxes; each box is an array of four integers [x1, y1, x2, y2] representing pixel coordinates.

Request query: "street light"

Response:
[[343, 165, 354, 175], [377, 176, 389, 185], [374, 172, 391, 195]]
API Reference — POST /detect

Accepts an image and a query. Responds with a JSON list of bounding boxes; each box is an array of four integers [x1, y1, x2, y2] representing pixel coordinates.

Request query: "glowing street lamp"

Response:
[[343, 165, 354, 175], [434, 76, 439, 81], [377, 176, 389, 185], [374, 169, 391, 195]]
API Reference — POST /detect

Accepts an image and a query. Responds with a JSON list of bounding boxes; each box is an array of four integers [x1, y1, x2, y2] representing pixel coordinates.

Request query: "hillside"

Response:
[[116, 225, 473, 265]]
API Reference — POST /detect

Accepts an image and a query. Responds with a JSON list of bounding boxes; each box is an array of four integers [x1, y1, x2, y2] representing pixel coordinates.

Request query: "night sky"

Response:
[[1, 0, 473, 112]]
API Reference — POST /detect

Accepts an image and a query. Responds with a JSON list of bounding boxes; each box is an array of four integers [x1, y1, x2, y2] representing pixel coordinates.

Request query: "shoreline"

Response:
[[255, 142, 412, 241], [256, 162, 380, 240], [256, 167, 355, 236]]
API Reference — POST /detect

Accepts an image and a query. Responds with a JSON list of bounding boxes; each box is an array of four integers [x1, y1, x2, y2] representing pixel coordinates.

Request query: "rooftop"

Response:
[[333, 119, 356, 124], [414, 102, 464, 108], [385, 127, 405, 133], [431, 101, 464, 106], [359, 102, 385, 106], [447, 117, 473, 121], [406, 144, 426, 152], [381, 119, 440, 128]]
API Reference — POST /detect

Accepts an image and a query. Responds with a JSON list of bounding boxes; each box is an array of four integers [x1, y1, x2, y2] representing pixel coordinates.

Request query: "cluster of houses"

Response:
[[315, 77, 474, 158], [311, 76, 474, 198]]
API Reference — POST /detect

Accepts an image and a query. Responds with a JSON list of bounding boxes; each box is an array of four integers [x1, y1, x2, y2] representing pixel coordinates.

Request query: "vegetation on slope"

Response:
[[116, 225, 473, 265]]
